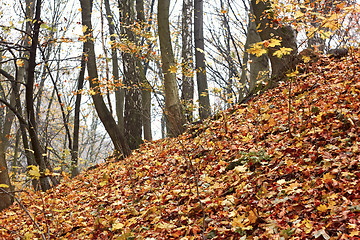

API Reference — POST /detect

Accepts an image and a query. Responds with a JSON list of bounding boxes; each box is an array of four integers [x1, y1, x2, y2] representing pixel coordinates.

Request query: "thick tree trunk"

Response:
[[194, 0, 211, 119], [80, 0, 131, 157], [119, 0, 143, 149], [251, 0, 297, 87], [181, 0, 194, 122], [241, 4, 269, 99], [158, 0, 186, 137]]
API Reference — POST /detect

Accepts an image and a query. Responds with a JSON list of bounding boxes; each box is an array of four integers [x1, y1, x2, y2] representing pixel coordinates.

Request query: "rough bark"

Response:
[[251, 0, 297, 87], [158, 0, 186, 137], [194, 0, 211, 119], [240, 4, 269, 100], [80, 0, 131, 157], [119, 0, 143, 149], [181, 0, 194, 122]]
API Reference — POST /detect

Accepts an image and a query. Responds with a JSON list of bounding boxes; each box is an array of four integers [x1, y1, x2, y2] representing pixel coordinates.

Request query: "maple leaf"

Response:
[[168, 65, 177, 73], [248, 43, 267, 57], [268, 38, 282, 48], [27, 165, 41, 179], [317, 204, 328, 212], [273, 47, 293, 58]]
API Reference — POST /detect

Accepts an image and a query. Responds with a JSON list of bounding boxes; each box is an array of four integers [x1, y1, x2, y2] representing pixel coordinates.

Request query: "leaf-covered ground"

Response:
[[1, 50, 360, 239]]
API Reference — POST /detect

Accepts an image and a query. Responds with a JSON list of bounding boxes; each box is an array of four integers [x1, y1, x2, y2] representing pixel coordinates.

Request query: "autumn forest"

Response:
[[0, 0, 360, 239]]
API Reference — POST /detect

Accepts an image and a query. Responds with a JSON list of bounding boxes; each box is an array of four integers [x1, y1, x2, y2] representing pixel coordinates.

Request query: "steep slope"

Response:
[[1, 49, 360, 239]]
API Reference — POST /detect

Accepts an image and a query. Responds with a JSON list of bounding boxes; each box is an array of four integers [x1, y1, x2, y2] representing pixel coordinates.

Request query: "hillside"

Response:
[[1, 49, 360, 239]]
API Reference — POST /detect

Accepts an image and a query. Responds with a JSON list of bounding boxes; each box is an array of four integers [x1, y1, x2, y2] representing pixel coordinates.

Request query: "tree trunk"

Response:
[[79, 0, 131, 157], [136, 0, 152, 141], [251, 0, 297, 87], [71, 49, 86, 178], [158, 0, 186, 137], [181, 0, 194, 122], [240, 4, 269, 100], [104, 0, 125, 132], [194, 0, 211, 119], [120, 0, 143, 149], [26, 0, 51, 191]]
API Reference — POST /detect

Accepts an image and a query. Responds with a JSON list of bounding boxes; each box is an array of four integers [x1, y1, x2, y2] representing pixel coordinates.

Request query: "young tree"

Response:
[[158, 0, 186, 136]]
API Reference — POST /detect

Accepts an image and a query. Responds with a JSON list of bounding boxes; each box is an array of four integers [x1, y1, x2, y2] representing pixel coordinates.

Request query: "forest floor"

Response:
[[1, 49, 360, 239]]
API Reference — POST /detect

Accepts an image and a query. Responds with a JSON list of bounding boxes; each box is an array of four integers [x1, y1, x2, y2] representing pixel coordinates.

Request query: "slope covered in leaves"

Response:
[[1, 50, 360, 239]]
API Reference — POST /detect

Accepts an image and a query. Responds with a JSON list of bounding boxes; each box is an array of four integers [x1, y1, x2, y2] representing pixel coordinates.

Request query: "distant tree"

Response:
[[79, 0, 131, 157]]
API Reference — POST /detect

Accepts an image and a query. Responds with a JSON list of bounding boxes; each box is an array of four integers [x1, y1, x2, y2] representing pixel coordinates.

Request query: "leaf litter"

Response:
[[1, 49, 360, 239]]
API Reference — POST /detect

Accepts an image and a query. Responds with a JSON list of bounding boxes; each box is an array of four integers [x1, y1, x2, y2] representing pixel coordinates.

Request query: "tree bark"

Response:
[[194, 0, 211, 119], [119, 0, 143, 149], [71, 49, 86, 178], [104, 0, 125, 132], [240, 4, 269, 100], [26, 0, 51, 191], [181, 0, 194, 122], [251, 0, 297, 87], [158, 0, 186, 137], [136, 0, 152, 141], [80, 0, 131, 157]]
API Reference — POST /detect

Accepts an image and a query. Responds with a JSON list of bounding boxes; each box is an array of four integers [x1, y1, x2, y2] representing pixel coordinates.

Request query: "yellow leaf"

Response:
[[16, 59, 24, 67], [350, 230, 360, 237], [0, 184, 9, 188], [268, 38, 282, 48], [248, 209, 257, 224], [317, 204, 328, 212], [302, 55, 311, 63], [220, 9, 227, 14], [248, 45, 267, 57], [294, 11, 304, 19], [263, 113, 271, 121], [168, 65, 177, 73], [268, 118, 276, 127], [157, 222, 176, 230], [234, 165, 247, 173], [89, 89, 96, 95], [323, 172, 335, 180], [112, 222, 124, 231], [286, 69, 299, 78], [273, 47, 293, 58], [82, 25, 88, 33], [28, 165, 41, 179]]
